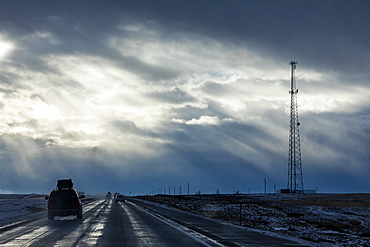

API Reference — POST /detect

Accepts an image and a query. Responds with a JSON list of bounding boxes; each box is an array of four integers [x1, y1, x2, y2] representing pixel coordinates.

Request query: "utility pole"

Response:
[[287, 61, 304, 193]]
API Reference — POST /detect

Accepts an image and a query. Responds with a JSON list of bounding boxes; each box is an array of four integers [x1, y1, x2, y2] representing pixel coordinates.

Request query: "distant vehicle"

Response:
[[115, 194, 126, 202], [45, 179, 85, 220], [106, 192, 112, 200]]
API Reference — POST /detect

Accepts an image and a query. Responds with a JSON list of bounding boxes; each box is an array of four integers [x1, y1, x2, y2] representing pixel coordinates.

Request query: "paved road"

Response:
[[0, 198, 310, 246]]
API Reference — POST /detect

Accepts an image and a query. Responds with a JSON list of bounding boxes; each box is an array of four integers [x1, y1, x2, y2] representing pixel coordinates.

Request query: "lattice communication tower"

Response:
[[287, 61, 304, 193]]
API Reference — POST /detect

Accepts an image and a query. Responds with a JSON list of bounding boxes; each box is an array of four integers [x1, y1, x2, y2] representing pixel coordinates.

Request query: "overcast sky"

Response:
[[0, 0, 369, 195]]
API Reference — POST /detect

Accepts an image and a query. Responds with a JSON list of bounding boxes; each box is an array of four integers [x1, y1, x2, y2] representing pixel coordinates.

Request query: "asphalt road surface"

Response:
[[0, 198, 310, 246]]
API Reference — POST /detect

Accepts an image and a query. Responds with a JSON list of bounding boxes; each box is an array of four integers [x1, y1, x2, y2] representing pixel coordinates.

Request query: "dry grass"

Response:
[[138, 193, 370, 246]]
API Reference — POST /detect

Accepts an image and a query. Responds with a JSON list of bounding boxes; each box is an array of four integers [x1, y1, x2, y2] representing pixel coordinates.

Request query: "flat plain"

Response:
[[138, 193, 370, 246]]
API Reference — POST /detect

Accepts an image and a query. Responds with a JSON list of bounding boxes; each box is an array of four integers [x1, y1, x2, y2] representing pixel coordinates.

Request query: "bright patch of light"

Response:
[[44, 54, 175, 129], [10, 127, 34, 135], [0, 41, 14, 60], [31, 100, 60, 120], [186, 116, 221, 125], [298, 82, 370, 114]]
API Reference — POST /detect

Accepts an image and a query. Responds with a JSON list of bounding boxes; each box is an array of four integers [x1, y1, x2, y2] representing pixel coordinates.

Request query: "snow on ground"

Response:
[[1, 193, 370, 246], [0, 194, 46, 227], [138, 193, 370, 247]]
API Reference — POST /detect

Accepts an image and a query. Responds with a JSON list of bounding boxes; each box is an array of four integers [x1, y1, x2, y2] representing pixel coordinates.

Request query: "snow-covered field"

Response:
[[138, 193, 370, 247], [0, 194, 46, 227]]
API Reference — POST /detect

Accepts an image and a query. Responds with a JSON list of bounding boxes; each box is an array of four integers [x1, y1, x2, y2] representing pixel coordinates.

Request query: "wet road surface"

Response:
[[0, 198, 310, 246]]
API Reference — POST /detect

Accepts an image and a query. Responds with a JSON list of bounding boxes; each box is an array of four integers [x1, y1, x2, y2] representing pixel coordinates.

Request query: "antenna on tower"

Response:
[[287, 61, 304, 193]]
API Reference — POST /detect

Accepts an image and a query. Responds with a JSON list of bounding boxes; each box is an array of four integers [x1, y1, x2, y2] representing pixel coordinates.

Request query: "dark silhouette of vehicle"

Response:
[[105, 192, 112, 200], [45, 179, 85, 220], [115, 194, 126, 202]]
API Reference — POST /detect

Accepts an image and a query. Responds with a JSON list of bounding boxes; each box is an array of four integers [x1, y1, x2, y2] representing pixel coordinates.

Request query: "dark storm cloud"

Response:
[[302, 112, 370, 164], [3, 0, 368, 82], [103, 0, 369, 75], [1, 8, 181, 85]]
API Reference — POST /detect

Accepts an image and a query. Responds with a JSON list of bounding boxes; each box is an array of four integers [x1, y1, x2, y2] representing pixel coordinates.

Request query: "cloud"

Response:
[[110, 120, 160, 140], [185, 116, 221, 125], [0, 1, 368, 194], [146, 87, 195, 104]]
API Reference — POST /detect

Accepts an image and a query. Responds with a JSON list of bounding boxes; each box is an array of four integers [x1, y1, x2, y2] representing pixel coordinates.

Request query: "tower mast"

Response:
[[288, 61, 304, 193]]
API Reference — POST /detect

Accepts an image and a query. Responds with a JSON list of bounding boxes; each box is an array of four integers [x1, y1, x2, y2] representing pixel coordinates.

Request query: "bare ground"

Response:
[[137, 193, 370, 246]]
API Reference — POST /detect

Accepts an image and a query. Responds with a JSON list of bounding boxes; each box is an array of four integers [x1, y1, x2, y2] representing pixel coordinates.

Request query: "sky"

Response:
[[0, 0, 369, 195]]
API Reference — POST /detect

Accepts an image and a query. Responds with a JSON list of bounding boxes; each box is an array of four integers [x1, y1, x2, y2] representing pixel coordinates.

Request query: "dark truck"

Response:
[[45, 179, 85, 220]]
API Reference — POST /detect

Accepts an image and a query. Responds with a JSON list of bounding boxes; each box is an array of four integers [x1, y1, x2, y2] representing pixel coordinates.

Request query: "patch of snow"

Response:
[[137, 194, 370, 247], [0, 194, 46, 227]]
